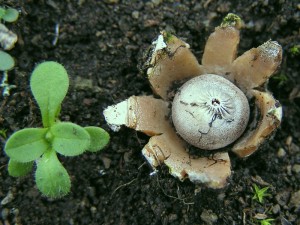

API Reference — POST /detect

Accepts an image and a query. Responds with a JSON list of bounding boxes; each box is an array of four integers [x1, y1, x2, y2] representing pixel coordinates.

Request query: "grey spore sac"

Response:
[[172, 74, 250, 150]]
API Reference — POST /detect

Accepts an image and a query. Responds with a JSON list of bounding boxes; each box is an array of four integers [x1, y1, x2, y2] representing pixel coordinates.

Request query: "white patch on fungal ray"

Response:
[[259, 41, 281, 59], [267, 103, 283, 121], [103, 100, 129, 132], [152, 34, 167, 52]]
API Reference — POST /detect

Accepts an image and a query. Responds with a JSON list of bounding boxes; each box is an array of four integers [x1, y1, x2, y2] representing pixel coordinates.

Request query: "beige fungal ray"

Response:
[[103, 96, 171, 136], [231, 41, 282, 94], [142, 129, 231, 189], [147, 31, 204, 100], [232, 90, 282, 158], [104, 95, 231, 188], [201, 14, 241, 78]]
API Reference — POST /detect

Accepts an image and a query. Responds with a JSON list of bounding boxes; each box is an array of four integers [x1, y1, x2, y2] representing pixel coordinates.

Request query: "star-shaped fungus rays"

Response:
[[103, 14, 282, 188]]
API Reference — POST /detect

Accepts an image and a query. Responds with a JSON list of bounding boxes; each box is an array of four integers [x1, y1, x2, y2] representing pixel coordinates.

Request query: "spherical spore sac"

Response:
[[172, 74, 250, 150]]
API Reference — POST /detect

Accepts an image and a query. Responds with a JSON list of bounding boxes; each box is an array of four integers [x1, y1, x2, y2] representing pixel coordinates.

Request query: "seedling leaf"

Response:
[[0, 129, 7, 139], [8, 160, 33, 177], [35, 150, 70, 198], [4, 60, 111, 199], [50, 122, 90, 156], [30, 61, 69, 127], [252, 184, 271, 203], [0, 50, 15, 71], [4, 128, 49, 163], [2, 8, 19, 22], [0, 7, 5, 18], [85, 126, 110, 152]]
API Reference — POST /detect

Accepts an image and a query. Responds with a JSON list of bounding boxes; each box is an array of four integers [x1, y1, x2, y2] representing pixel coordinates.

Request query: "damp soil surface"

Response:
[[1, 1, 300, 225]]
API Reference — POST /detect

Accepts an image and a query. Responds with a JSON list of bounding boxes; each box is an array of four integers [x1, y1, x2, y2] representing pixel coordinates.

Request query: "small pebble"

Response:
[[254, 213, 267, 220], [217, 193, 226, 201], [132, 11, 139, 19], [87, 186, 96, 198], [83, 98, 94, 106], [84, 113, 91, 119], [277, 147, 286, 158], [69, 218, 75, 225], [90, 206, 97, 214], [1, 208, 9, 219], [151, 0, 163, 6], [101, 156, 111, 169], [292, 164, 300, 174], [106, 0, 119, 3], [276, 191, 291, 206], [1, 190, 14, 205], [251, 175, 270, 186], [201, 209, 218, 225], [272, 204, 281, 214], [289, 190, 300, 212], [281, 217, 292, 225], [286, 136, 292, 147], [11, 208, 19, 216], [168, 213, 178, 222], [77, 0, 85, 6], [73, 76, 93, 90]]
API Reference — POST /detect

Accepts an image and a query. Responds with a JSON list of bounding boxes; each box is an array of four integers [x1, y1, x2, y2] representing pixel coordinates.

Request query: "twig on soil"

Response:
[[110, 178, 138, 198], [137, 162, 147, 170], [138, 150, 194, 205], [154, 174, 194, 205]]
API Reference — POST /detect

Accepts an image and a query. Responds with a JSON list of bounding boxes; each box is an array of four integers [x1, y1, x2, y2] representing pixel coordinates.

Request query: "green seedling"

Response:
[[272, 73, 288, 87], [0, 6, 19, 96], [0, 50, 16, 96], [0, 129, 7, 139], [4, 61, 110, 198], [0, 50, 14, 71], [0, 6, 18, 50], [258, 218, 274, 225], [252, 184, 271, 203], [289, 45, 300, 56], [221, 13, 242, 28], [0, 7, 19, 22]]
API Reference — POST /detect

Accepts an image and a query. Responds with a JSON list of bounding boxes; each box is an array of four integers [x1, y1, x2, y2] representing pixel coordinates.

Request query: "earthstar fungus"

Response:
[[103, 14, 282, 188]]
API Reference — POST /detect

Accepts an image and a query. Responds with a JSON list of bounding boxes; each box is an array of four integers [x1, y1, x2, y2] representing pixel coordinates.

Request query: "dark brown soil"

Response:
[[1, 1, 300, 225]]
